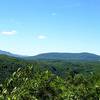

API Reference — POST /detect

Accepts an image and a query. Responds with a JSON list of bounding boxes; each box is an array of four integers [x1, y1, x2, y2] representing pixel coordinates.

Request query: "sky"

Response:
[[0, 0, 100, 56]]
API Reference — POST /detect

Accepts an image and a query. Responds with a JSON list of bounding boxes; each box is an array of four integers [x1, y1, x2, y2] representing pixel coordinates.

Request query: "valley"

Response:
[[0, 51, 100, 99]]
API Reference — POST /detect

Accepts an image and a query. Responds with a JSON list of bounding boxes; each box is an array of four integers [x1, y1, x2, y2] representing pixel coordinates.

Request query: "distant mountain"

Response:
[[0, 50, 100, 61], [0, 50, 22, 57], [25, 52, 100, 61]]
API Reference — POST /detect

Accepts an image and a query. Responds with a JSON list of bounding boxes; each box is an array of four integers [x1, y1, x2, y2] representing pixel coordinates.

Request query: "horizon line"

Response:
[[0, 49, 100, 56]]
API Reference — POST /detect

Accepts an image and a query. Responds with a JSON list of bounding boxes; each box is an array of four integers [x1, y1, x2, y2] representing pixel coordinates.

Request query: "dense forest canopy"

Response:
[[0, 55, 100, 99]]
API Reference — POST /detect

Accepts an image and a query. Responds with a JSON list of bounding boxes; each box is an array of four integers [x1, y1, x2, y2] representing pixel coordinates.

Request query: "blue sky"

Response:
[[0, 0, 100, 55]]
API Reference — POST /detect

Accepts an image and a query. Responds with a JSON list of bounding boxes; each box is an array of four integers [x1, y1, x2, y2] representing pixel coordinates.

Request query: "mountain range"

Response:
[[0, 50, 100, 61], [0, 50, 22, 57]]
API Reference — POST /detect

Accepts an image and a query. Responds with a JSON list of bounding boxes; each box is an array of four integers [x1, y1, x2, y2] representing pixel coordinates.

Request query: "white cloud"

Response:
[[0, 30, 16, 35], [51, 13, 57, 16], [37, 35, 47, 40]]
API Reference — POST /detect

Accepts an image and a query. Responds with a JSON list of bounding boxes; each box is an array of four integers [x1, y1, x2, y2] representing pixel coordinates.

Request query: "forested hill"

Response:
[[0, 54, 100, 84], [0, 55, 100, 100], [0, 50, 100, 61], [0, 50, 23, 57], [0, 55, 29, 83], [0, 54, 100, 99], [24, 52, 100, 61]]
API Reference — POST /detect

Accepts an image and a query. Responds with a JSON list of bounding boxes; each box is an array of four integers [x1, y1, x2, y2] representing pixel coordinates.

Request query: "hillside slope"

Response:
[[25, 52, 100, 61], [0, 50, 23, 57]]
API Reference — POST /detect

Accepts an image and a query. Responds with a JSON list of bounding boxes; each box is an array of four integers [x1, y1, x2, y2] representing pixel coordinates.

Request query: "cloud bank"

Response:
[[37, 35, 47, 40], [0, 30, 16, 35]]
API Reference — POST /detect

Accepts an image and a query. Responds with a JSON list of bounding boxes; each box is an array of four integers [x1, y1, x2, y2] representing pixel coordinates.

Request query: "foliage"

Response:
[[0, 55, 100, 99], [0, 66, 100, 100]]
